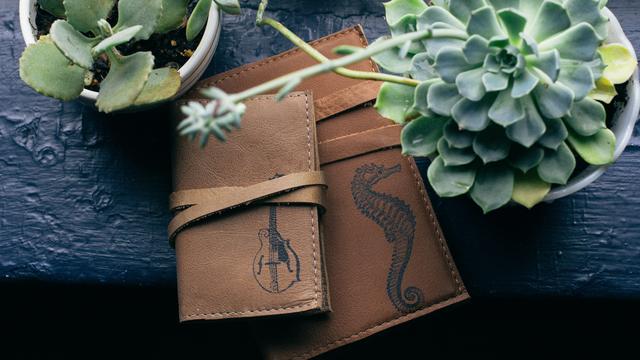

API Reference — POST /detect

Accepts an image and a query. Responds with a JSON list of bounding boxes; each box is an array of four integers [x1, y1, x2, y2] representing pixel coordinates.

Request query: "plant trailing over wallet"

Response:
[[181, 0, 637, 212], [182, 26, 468, 359], [170, 92, 330, 321]]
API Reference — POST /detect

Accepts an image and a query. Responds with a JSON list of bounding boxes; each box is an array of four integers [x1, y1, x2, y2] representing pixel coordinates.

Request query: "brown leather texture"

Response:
[[255, 105, 469, 359], [183, 25, 380, 120], [171, 92, 330, 321], [176, 25, 468, 356]]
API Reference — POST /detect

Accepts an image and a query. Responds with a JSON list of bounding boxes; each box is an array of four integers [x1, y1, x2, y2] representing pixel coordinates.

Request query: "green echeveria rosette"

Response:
[[374, 0, 616, 212]]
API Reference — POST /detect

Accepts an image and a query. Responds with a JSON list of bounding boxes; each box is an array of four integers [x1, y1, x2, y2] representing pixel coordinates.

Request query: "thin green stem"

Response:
[[259, 17, 421, 87], [228, 28, 468, 103]]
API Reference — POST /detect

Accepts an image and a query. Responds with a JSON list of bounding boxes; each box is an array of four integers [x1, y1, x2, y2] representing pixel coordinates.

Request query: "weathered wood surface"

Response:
[[0, 0, 638, 297]]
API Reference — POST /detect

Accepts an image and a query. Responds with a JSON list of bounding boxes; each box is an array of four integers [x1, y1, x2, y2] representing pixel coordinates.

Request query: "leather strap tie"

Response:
[[168, 171, 327, 246], [319, 125, 402, 166]]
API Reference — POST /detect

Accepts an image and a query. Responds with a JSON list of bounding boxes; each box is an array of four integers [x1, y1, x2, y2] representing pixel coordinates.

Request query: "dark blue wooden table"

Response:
[[1, 0, 639, 298]]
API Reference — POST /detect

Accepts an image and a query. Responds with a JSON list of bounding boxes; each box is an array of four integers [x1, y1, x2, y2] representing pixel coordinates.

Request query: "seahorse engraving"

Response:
[[351, 163, 425, 313]]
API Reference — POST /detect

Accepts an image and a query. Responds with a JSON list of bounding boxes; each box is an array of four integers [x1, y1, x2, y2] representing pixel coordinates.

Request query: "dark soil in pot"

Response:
[[35, 0, 204, 92]]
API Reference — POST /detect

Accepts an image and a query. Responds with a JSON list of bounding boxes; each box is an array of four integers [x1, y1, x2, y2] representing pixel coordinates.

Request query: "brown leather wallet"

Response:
[[170, 92, 330, 321], [180, 25, 469, 356]]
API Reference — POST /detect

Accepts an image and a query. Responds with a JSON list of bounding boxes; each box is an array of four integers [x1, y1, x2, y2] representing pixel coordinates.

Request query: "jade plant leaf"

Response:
[[383, 0, 428, 26], [49, 20, 96, 69], [599, 44, 638, 84], [427, 157, 477, 198], [512, 171, 551, 209], [567, 128, 616, 166], [186, 0, 212, 41], [537, 143, 576, 185], [400, 116, 448, 157], [63, 0, 116, 33], [470, 163, 514, 214], [134, 68, 181, 106], [97, 52, 154, 113], [19, 36, 86, 101], [39, 0, 66, 18], [93, 25, 143, 55], [114, 0, 163, 41], [156, 0, 189, 34], [374, 82, 416, 124]]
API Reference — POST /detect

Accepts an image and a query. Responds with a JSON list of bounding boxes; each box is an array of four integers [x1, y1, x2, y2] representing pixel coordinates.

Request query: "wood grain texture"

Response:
[[0, 0, 638, 298]]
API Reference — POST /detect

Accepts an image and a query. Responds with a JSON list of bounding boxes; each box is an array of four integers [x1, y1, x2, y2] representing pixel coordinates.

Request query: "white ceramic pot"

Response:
[[19, 0, 221, 104], [545, 8, 640, 202]]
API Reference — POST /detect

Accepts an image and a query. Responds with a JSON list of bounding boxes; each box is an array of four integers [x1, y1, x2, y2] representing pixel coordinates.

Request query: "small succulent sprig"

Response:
[[187, 0, 241, 41], [180, 1, 468, 140], [183, 0, 637, 212]]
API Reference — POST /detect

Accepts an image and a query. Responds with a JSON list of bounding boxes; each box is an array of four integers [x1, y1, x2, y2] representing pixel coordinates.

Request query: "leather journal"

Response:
[[170, 92, 331, 321], [179, 26, 469, 357]]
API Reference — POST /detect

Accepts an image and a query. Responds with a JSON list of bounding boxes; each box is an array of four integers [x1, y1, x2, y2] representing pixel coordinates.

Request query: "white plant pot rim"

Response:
[[545, 8, 640, 202], [19, 0, 221, 102]]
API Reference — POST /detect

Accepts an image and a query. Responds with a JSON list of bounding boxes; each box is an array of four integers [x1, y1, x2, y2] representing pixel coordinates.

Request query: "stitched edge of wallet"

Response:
[[178, 93, 322, 319], [283, 144, 468, 359], [188, 26, 377, 93]]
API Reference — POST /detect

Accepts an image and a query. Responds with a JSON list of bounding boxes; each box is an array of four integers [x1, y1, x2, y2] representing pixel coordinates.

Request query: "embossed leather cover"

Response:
[[182, 26, 469, 356], [171, 92, 330, 321]]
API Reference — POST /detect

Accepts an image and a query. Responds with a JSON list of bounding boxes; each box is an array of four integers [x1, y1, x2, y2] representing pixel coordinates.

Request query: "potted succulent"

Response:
[[18, 0, 239, 112], [180, 0, 639, 212]]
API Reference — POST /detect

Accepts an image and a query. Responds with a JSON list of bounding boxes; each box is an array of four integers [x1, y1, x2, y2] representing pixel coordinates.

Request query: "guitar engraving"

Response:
[[253, 206, 301, 293], [351, 163, 425, 313]]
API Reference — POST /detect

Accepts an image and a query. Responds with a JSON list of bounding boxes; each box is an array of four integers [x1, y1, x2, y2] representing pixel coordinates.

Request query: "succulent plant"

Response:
[[372, 0, 636, 212], [182, 0, 636, 212], [187, 0, 241, 41], [21, 0, 184, 112]]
